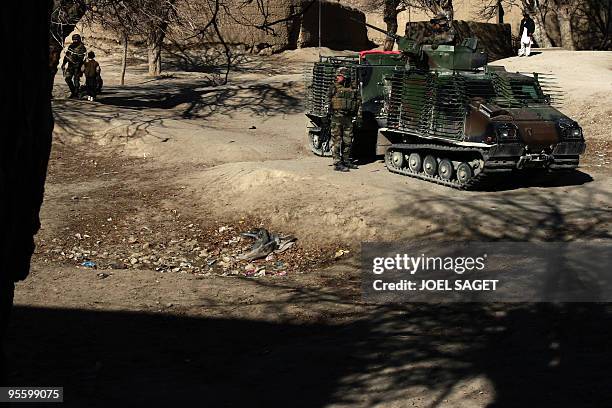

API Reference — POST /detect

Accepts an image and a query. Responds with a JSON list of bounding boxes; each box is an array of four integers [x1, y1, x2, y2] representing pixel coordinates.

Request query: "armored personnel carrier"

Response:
[[305, 23, 586, 189], [381, 41, 586, 189]]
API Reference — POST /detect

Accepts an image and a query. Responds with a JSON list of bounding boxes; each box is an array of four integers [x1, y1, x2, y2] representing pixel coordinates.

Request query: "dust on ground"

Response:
[[6, 48, 612, 407]]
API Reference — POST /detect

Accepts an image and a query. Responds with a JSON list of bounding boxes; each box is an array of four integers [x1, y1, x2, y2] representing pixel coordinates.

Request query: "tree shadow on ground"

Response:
[[6, 186, 612, 407], [94, 80, 302, 120], [6, 301, 612, 407], [390, 180, 611, 241]]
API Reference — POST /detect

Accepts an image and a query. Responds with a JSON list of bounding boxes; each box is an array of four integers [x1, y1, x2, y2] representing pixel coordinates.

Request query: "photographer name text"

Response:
[[373, 279, 499, 292]]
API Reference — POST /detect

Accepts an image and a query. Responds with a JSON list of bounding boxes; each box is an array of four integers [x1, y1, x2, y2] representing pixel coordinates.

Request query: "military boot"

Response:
[[334, 162, 349, 172], [343, 160, 358, 169]]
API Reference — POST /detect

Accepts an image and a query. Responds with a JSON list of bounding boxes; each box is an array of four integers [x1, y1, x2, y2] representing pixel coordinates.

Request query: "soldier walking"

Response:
[[328, 67, 362, 172], [61, 34, 87, 98]]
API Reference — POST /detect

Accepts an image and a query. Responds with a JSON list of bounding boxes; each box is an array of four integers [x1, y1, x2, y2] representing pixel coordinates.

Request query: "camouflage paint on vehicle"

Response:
[[305, 20, 586, 188]]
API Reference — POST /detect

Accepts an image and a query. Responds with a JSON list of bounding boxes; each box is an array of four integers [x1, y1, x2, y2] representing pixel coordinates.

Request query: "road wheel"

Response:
[[408, 153, 422, 173], [438, 158, 454, 180], [456, 162, 473, 185], [311, 132, 321, 149], [423, 155, 438, 176], [391, 151, 405, 168]]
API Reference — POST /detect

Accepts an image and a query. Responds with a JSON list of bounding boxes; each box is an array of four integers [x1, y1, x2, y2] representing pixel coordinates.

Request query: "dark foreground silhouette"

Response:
[[6, 303, 612, 407]]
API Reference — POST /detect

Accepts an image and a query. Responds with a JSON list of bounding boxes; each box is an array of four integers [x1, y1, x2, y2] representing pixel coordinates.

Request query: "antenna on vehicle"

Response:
[[408, 6, 411, 37], [318, 0, 322, 58]]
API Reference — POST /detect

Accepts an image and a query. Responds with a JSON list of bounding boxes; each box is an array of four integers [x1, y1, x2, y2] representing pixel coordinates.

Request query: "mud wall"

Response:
[[77, 0, 371, 54], [296, 1, 371, 50], [405, 20, 514, 61], [217, 0, 371, 53]]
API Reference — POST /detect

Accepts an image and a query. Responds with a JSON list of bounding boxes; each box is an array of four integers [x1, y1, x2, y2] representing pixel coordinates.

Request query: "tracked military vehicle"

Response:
[[305, 22, 586, 188], [381, 41, 586, 189]]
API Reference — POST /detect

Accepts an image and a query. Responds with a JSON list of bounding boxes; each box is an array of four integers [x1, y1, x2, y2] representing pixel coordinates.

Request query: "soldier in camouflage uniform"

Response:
[[328, 67, 362, 172], [61, 34, 87, 98], [427, 13, 456, 48]]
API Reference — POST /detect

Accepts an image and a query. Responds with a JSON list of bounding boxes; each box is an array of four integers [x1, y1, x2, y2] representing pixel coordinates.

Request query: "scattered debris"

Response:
[[38, 214, 340, 277], [108, 262, 127, 270], [96, 272, 110, 279], [334, 249, 350, 259], [238, 228, 296, 261]]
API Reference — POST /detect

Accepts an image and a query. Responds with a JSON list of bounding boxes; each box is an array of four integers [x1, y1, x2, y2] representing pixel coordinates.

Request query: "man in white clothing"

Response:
[[518, 11, 536, 57]]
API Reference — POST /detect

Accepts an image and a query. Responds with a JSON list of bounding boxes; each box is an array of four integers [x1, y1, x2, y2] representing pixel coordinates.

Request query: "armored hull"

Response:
[[380, 60, 586, 189]]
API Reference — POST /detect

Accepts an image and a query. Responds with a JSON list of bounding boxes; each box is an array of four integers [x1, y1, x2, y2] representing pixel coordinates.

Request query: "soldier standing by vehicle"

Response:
[[61, 34, 87, 98], [328, 67, 362, 172]]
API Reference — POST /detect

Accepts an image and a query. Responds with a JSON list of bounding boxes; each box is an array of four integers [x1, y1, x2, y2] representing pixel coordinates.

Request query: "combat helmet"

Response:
[[430, 12, 450, 25], [71, 33, 82, 42], [336, 67, 349, 77]]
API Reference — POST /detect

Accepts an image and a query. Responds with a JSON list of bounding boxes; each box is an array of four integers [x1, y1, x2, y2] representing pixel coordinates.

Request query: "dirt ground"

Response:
[[5, 48, 612, 407]]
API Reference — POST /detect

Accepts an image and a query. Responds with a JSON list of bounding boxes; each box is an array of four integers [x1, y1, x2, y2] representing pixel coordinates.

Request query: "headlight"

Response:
[[494, 124, 518, 141], [558, 119, 583, 140]]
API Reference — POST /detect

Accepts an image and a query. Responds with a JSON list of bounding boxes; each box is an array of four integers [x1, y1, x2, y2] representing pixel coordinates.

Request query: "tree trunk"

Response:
[[557, 5, 577, 50], [383, 20, 398, 50], [120, 32, 128, 86], [383, 0, 400, 51], [147, 36, 163, 77], [1, 2, 55, 368], [533, 10, 553, 48], [147, 24, 167, 77]]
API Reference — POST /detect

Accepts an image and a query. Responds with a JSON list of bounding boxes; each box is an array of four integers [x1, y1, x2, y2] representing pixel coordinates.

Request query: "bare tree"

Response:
[[84, 0, 178, 77], [552, 0, 577, 49], [477, 0, 553, 47], [383, 0, 405, 50], [136, 0, 177, 76], [359, 0, 454, 50], [573, 0, 611, 49], [85, 0, 138, 85]]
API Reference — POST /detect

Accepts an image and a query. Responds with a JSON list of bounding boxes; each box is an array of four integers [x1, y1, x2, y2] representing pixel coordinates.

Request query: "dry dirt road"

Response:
[[5, 48, 612, 407]]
